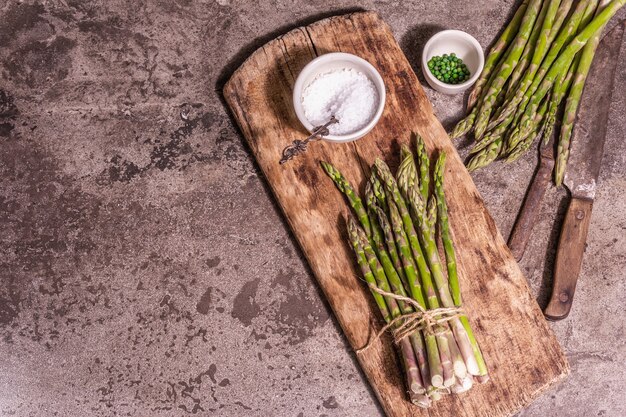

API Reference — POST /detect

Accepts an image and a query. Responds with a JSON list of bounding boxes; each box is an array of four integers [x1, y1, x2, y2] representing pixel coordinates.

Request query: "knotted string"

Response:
[[356, 284, 464, 353]]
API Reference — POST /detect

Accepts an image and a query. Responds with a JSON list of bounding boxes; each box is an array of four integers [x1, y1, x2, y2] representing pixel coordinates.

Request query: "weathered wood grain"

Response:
[[223, 11, 569, 417]]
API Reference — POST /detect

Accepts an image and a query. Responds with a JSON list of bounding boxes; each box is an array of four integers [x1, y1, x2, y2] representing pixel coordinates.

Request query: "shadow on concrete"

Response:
[[401, 23, 465, 132], [400, 23, 446, 85], [399, 23, 445, 87]]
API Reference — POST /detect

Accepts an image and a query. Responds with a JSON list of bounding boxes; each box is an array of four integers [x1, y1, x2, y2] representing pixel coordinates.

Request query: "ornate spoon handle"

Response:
[[279, 116, 338, 164]]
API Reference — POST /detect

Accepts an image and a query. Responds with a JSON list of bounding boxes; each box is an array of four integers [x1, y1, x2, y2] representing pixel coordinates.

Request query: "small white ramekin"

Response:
[[421, 30, 484, 95], [292, 52, 386, 143]]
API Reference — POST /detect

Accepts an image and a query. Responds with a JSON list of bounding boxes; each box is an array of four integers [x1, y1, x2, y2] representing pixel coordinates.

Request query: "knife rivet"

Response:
[[576, 210, 585, 220], [559, 292, 569, 303]]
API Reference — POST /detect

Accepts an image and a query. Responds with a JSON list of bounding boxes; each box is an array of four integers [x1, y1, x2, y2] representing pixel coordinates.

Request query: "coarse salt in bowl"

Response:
[[293, 53, 386, 143]]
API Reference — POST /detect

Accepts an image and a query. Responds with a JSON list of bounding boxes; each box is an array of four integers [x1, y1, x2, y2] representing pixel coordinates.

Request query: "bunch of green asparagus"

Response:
[[321, 135, 488, 407], [452, 0, 624, 184]]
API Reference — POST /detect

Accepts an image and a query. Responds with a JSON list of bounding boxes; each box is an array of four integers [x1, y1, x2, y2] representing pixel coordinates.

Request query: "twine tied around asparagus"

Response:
[[356, 284, 464, 354]]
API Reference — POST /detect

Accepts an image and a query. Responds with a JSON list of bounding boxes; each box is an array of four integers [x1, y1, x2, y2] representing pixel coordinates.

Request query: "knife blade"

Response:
[[507, 126, 555, 262], [544, 21, 625, 321]]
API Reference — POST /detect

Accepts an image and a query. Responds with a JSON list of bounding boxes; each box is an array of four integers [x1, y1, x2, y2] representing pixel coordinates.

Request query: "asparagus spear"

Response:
[[433, 153, 460, 306], [469, 132, 499, 155], [466, 0, 530, 110], [436, 153, 489, 377], [396, 152, 465, 384], [555, 0, 610, 185], [472, 0, 544, 140], [545, 0, 576, 46], [356, 221, 402, 319], [456, 66, 511, 141], [349, 218, 425, 394], [323, 162, 431, 368], [365, 179, 407, 286], [401, 175, 479, 377], [508, 0, 575, 94], [515, 0, 599, 150], [386, 204, 427, 310], [493, 0, 591, 135], [485, 0, 562, 134], [452, 3, 528, 140], [451, 109, 477, 139], [542, 53, 580, 146], [415, 135, 430, 202], [505, 91, 551, 162], [506, 0, 599, 149], [364, 179, 377, 209], [362, 170, 434, 397], [370, 211, 413, 307], [400, 143, 413, 161], [367, 210, 433, 400], [322, 161, 410, 294], [451, 374, 475, 394], [371, 202, 408, 289], [378, 160, 450, 388], [323, 161, 411, 294], [374, 159, 435, 306], [369, 172, 388, 212], [347, 217, 392, 322], [409, 392, 432, 408], [321, 162, 371, 236], [514, 0, 624, 146], [496, 0, 555, 119], [373, 206, 432, 391], [469, 107, 514, 156], [387, 202, 442, 388], [397, 146, 419, 197], [426, 195, 437, 230], [467, 138, 502, 172], [452, 45, 516, 140]]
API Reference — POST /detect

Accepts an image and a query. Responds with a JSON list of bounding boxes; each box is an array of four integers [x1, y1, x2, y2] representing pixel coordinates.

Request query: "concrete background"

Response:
[[1, 1, 624, 416]]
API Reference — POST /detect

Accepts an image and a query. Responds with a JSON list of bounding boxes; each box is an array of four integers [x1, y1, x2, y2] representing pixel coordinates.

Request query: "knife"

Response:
[[507, 127, 555, 262], [544, 22, 625, 321]]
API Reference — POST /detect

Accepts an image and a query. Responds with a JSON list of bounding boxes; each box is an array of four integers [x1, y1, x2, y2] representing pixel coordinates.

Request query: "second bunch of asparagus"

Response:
[[452, 0, 624, 184]]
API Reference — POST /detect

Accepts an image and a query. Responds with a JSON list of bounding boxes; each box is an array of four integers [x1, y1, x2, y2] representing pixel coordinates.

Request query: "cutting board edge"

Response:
[[223, 10, 382, 96]]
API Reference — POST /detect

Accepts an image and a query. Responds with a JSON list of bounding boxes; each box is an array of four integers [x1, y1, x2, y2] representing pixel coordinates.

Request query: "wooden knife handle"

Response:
[[508, 158, 554, 261], [544, 198, 593, 321]]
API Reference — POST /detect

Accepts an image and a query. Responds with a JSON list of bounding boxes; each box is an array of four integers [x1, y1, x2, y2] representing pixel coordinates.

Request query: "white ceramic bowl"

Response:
[[292, 52, 386, 143], [421, 30, 484, 95]]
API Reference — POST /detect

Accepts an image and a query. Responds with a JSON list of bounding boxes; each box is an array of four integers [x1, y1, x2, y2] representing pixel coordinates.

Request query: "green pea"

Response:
[[427, 53, 472, 83]]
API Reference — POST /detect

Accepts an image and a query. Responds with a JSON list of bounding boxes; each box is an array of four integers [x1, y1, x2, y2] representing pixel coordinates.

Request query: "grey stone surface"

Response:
[[0, 1, 624, 416]]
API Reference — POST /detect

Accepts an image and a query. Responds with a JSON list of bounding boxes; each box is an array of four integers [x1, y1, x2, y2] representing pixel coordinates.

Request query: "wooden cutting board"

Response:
[[223, 11, 568, 417]]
